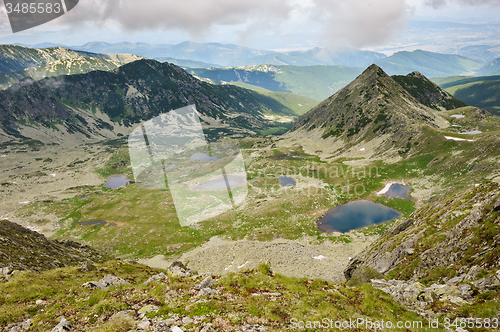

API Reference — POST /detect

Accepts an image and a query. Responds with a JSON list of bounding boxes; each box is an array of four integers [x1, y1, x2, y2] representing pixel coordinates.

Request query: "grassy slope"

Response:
[[430, 76, 474, 86], [0, 262, 440, 331], [226, 81, 319, 116], [254, 91, 319, 116], [432, 76, 500, 116]]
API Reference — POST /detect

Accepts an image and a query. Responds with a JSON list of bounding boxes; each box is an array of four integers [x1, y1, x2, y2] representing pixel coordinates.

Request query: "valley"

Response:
[[1, 43, 500, 331]]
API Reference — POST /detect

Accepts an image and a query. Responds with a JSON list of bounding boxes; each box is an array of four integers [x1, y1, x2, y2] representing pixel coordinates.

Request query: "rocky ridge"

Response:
[[0, 219, 110, 278]]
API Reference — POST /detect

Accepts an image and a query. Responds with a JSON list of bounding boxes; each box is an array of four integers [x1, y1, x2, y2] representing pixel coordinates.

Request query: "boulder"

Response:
[[136, 319, 151, 330], [144, 272, 167, 284], [346, 266, 384, 287], [492, 198, 500, 211], [50, 317, 72, 332], [473, 274, 500, 292], [196, 276, 214, 290], [198, 288, 219, 296], [138, 304, 159, 318], [82, 274, 129, 290]]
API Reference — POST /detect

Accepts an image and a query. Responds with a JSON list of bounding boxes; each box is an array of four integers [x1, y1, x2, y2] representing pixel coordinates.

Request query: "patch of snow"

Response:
[[225, 261, 234, 271], [444, 136, 473, 142], [451, 114, 465, 118], [19, 201, 30, 204], [238, 261, 249, 269], [460, 130, 482, 135], [360, 148, 365, 151], [50, 174, 56, 177], [313, 255, 327, 260], [377, 182, 395, 195], [0, 155, 6, 157]]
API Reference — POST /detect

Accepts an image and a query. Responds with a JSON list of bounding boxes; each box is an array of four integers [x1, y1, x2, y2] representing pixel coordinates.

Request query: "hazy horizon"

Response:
[[0, 0, 499, 56]]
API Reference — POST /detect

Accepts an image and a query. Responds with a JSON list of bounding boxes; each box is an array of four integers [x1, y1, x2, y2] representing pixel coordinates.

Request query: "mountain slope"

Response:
[[0, 59, 296, 142], [0, 219, 109, 273], [0, 56, 141, 90], [189, 65, 364, 101], [452, 80, 500, 116], [477, 57, 500, 76], [376, 50, 483, 77], [0, 45, 138, 73], [435, 75, 500, 116], [477, 58, 500, 76], [291, 65, 448, 157], [392, 71, 467, 111], [345, 181, 500, 284]]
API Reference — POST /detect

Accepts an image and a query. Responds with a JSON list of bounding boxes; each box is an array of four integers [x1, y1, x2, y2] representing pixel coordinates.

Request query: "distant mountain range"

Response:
[[14, 41, 500, 78], [375, 50, 483, 77], [67, 41, 274, 67], [228, 47, 387, 68]]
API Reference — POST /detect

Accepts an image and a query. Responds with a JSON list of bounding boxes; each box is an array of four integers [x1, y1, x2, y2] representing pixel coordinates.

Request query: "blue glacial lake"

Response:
[[278, 176, 296, 187], [317, 200, 402, 233], [193, 175, 245, 191], [385, 184, 412, 200], [104, 175, 131, 189]]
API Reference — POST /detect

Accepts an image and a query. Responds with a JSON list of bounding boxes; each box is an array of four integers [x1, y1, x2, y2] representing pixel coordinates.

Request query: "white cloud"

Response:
[[51, 0, 411, 48], [0, 0, 497, 48], [424, 0, 500, 8]]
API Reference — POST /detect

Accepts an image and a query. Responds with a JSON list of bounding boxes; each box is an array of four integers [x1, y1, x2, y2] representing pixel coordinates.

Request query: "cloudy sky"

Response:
[[0, 0, 499, 53]]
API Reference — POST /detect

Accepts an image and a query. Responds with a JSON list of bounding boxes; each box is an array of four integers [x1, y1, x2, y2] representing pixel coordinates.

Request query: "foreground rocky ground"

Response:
[[1, 211, 499, 331]]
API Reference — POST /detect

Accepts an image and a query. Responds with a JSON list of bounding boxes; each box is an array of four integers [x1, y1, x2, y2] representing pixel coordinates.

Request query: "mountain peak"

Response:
[[392, 71, 467, 110], [407, 71, 425, 78], [361, 63, 386, 77], [292, 64, 448, 156]]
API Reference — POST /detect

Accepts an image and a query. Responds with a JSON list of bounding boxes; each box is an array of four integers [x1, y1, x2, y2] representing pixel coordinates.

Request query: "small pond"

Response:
[[192, 175, 245, 191], [317, 200, 402, 233], [384, 183, 412, 200], [278, 176, 296, 187], [104, 175, 131, 189], [190, 153, 219, 162], [76, 220, 116, 227]]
